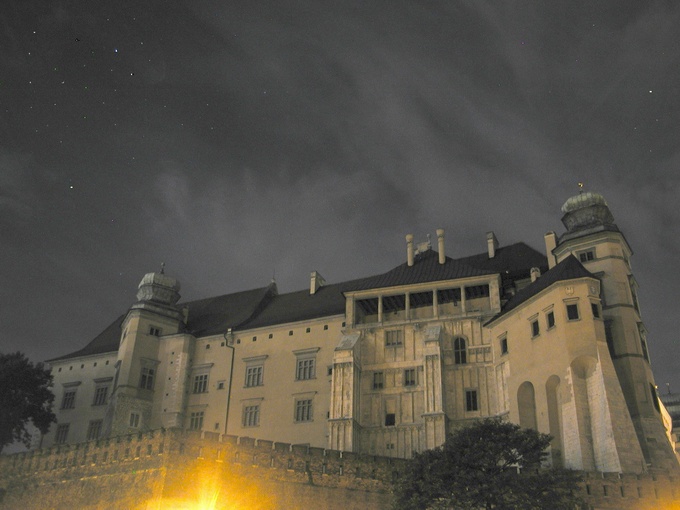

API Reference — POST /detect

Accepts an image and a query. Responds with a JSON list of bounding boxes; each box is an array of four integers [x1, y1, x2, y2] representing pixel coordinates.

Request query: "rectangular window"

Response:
[[373, 371, 384, 390], [547, 311, 555, 329], [385, 330, 403, 346], [245, 366, 263, 387], [193, 374, 208, 393], [466, 390, 479, 412], [500, 337, 508, 355], [591, 303, 601, 319], [385, 413, 396, 426], [604, 319, 615, 357], [189, 411, 204, 430], [149, 326, 162, 336], [566, 303, 580, 321], [531, 319, 540, 337], [61, 390, 76, 410], [129, 412, 140, 428], [296, 358, 316, 380], [86, 420, 103, 441], [579, 250, 595, 263], [243, 405, 260, 427], [295, 399, 313, 422], [92, 386, 108, 406], [404, 369, 416, 387], [55, 424, 69, 444], [139, 367, 155, 390]]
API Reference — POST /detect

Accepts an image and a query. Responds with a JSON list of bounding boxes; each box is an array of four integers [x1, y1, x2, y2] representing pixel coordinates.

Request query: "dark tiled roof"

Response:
[[485, 255, 595, 325], [341, 249, 495, 292], [48, 286, 274, 362], [185, 285, 275, 336], [457, 242, 548, 282], [49, 242, 549, 362], [48, 315, 125, 362]]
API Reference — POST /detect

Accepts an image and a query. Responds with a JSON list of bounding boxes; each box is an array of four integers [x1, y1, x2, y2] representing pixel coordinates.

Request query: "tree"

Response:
[[0, 352, 56, 453], [392, 418, 585, 510]]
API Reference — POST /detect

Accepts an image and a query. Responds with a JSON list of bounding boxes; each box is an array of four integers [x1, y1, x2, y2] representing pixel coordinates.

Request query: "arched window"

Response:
[[454, 337, 467, 365]]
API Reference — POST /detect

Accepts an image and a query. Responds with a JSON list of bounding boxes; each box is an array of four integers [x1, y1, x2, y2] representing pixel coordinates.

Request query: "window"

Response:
[[243, 405, 260, 427], [604, 319, 615, 357], [86, 420, 103, 441], [531, 319, 540, 337], [295, 399, 313, 422], [55, 424, 69, 444], [139, 366, 155, 390], [193, 374, 208, 393], [245, 366, 263, 387], [639, 327, 650, 363], [579, 250, 595, 263], [149, 326, 161, 336], [373, 372, 384, 390], [591, 303, 601, 319], [500, 337, 508, 355], [566, 303, 580, 321], [92, 386, 108, 406], [547, 311, 555, 329], [296, 358, 316, 380], [385, 413, 396, 426], [217, 381, 225, 390], [189, 411, 204, 430], [61, 390, 76, 409], [650, 384, 661, 413], [129, 412, 140, 428], [454, 337, 467, 364], [385, 330, 403, 346], [466, 390, 479, 411], [404, 369, 416, 387]]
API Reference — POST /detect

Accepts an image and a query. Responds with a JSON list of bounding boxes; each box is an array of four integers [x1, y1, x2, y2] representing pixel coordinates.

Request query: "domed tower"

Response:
[[104, 267, 185, 437], [551, 190, 678, 471]]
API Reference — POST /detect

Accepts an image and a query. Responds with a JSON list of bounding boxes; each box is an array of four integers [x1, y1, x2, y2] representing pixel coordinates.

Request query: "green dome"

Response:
[[561, 191, 608, 214]]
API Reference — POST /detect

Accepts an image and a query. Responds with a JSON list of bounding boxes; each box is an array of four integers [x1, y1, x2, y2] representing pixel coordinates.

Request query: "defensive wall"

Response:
[[1, 428, 678, 509]]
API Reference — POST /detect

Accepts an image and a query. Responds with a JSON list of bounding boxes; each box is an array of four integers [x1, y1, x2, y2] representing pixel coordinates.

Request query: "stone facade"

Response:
[[39, 192, 678, 479]]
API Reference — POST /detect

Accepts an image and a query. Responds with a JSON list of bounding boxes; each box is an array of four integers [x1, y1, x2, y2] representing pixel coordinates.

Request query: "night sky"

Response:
[[2, 2, 679, 390]]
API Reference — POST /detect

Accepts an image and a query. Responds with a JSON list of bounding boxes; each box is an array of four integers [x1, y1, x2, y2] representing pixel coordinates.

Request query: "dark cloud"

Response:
[[1, 0, 679, 388]]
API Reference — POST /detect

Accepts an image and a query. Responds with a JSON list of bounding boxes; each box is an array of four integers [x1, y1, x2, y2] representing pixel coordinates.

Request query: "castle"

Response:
[[42, 191, 679, 474]]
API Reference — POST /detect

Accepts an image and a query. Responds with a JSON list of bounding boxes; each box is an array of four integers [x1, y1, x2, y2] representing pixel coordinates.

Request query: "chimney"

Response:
[[406, 234, 414, 266], [544, 231, 557, 269], [310, 270, 326, 295], [530, 267, 541, 282], [436, 229, 445, 264], [487, 231, 499, 259]]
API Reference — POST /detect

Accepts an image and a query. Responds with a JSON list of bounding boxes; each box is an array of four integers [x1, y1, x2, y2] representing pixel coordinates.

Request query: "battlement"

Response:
[[1, 428, 679, 509]]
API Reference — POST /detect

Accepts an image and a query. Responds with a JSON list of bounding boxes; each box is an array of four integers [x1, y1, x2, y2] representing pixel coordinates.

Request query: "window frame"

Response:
[[61, 390, 76, 410], [55, 424, 70, 444], [189, 411, 205, 430], [373, 371, 384, 390], [566, 303, 580, 321], [531, 319, 540, 338], [295, 357, 316, 381], [86, 420, 103, 441], [385, 330, 404, 347], [453, 337, 467, 365], [139, 366, 156, 390], [245, 365, 264, 387], [294, 398, 313, 423], [404, 368, 417, 387], [129, 412, 141, 428], [193, 373, 209, 394], [465, 389, 479, 412], [243, 404, 260, 427], [92, 385, 109, 406]]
